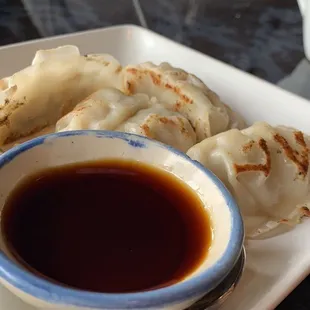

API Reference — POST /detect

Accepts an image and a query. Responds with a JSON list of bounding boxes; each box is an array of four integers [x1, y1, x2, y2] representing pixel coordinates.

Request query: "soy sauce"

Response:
[[1, 159, 212, 293]]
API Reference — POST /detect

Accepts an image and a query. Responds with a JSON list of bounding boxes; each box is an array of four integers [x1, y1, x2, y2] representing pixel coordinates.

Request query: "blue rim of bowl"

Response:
[[0, 130, 244, 309]]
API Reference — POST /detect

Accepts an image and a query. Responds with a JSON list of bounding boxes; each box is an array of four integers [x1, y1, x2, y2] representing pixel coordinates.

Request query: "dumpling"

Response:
[[31, 45, 80, 65], [0, 46, 123, 145], [56, 89, 196, 152], [56, 88, 150, 131], [116, 103, 196, 152], [123, 62, 245, 141], [187, 122, 310, 238]]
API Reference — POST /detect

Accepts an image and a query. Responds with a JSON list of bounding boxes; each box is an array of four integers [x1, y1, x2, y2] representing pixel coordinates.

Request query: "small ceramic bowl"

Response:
[[0, 131, 244, 310]]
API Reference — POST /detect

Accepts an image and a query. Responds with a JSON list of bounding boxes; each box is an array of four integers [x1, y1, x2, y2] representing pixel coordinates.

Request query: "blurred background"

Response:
[[0, 0, 303, 83]]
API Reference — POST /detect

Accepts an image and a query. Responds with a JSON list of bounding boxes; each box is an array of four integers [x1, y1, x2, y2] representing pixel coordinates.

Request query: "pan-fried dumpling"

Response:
[[31, 45, 80, 65], [123, 62, 245, 141], [187, 122, 310, 238], [56, 89, 196, 151], [56, 88, 150, 131], [116, 104, 196, 152], [0, 46, 123, 145]]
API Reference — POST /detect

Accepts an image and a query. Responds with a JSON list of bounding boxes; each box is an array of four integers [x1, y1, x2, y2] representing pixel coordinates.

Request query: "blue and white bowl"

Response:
[[0, 131, 244, 310]]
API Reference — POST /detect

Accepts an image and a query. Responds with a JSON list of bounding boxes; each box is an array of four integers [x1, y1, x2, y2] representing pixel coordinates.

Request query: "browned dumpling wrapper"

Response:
[[123, 62, 245, 142], [187, 122, 310, 238], [0, 46, 123, 145]]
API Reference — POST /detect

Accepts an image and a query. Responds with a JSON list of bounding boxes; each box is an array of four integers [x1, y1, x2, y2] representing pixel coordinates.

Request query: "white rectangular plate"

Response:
[[0, 25, 309, 310]]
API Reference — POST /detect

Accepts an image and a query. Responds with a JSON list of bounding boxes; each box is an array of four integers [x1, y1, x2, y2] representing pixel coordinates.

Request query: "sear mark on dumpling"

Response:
[[126, 67, 193, 104], [234, 138, 271, 177], [274, 131, 309, 178], [116, 104, 196, 152], [123, 62, 245, 142], [187, 122, 310, 239], [235, 130, 309, 179], [242, 140, 255, 153], [300, 206, 310, 217]]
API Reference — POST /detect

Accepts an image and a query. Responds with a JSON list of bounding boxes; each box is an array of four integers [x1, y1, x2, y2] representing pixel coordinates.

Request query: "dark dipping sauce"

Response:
[[1, 160, 212, 293]]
